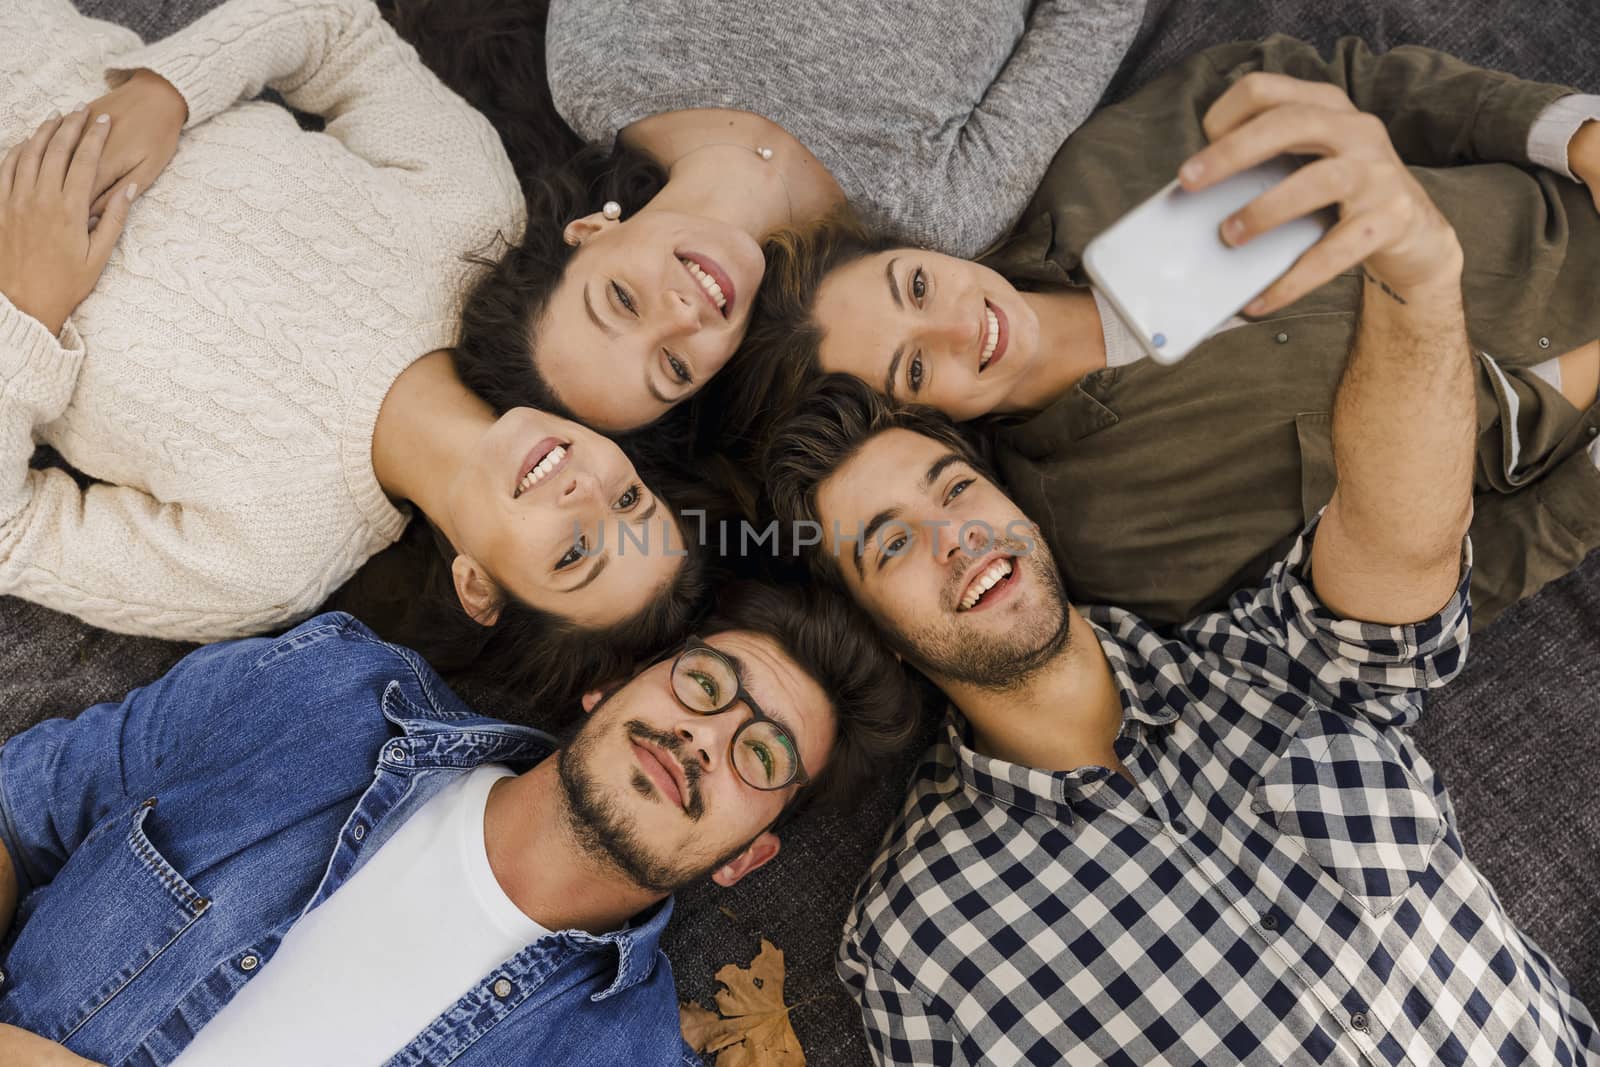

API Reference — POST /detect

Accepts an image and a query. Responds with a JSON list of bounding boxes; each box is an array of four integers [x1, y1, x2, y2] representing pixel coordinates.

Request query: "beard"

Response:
[[894, 536, 1073, 692], [556, 710, 734, 895]]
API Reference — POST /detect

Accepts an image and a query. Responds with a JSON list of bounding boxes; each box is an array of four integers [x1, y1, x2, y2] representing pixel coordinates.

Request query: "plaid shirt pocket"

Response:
[[1251, 708, 1445, 917]]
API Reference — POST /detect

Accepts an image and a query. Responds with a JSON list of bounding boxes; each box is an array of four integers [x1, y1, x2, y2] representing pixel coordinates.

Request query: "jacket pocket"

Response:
[[1250, 709, 1444, 917], [0, 798, 211, 1043], [1294, 412, 1336, 523]]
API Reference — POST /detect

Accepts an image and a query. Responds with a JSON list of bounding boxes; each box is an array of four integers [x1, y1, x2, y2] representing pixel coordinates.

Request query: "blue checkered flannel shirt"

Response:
[[838, 527, 1599, 1065]]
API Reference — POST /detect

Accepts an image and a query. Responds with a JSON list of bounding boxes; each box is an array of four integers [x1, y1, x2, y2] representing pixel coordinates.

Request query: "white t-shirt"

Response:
[[173, 764, 550, 1066]]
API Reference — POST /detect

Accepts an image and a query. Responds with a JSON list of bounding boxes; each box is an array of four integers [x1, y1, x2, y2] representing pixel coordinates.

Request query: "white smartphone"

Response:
[[1081, 156, 1330, 364]]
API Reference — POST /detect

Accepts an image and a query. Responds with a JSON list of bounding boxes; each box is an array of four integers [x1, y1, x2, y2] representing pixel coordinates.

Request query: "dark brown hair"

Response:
[[382, 0, 578, 192], [762, 374, 995, 588], [701, 581, 923, 815], [692, 214, 898, 462]]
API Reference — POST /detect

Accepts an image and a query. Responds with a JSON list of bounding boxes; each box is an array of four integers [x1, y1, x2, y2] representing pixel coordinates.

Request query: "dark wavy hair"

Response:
[[702, 581, 923, 815], [382, 0, 578, 190], [762, 374, 996, 589], [692, 213, 898, 464]]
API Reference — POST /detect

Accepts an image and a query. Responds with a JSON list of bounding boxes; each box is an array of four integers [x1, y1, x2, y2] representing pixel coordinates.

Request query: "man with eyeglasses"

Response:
[[0, 584, 916, 1066]]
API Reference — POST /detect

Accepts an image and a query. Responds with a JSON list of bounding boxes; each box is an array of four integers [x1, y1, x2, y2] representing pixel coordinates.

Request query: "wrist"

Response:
[[1572, 119, 1600, 184], [9, 295, 67, 337], [128, 68, 189, 126]]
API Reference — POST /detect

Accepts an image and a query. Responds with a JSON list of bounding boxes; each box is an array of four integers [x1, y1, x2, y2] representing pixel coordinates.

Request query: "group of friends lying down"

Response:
[[0, 0, 1598, 1063]]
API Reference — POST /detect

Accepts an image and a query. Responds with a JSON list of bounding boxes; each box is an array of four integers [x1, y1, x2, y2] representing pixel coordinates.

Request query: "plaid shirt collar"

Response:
[[944, 618, 1179, 825]]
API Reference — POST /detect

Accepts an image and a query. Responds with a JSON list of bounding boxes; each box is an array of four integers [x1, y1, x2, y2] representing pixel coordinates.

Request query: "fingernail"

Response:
[[1244, 298, 1266, 315], [1180, 160, 1203, 184], [1222, 218, 1244, 244], [96, 113, 110, 125], [125, 183, 138, 200], [74, 104, 87, 114], [46, 109, 60, 120]]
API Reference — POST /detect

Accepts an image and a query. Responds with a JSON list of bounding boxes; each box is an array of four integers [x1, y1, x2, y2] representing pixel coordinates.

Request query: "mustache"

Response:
[[625, 718, 705, 819]]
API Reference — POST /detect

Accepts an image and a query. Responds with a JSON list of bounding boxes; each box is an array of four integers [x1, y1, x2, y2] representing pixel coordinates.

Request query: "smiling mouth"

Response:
[[678, 252, 733, 318], [957, 554, 1019, 612], [631, 739, 690, 810], [979, 300, 1009, 372], [513, 438, 572, 498]]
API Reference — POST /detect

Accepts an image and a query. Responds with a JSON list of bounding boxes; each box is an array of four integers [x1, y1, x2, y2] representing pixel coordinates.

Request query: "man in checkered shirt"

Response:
[[764, 76, 1600, 1065]]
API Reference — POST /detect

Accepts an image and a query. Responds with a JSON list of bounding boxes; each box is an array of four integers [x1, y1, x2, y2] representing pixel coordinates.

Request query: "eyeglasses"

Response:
[[668, 638, 811, 792]]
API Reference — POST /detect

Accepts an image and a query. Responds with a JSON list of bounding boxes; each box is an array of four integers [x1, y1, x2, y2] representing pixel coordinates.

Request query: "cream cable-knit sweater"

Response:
[[0, 0, 524, 641]]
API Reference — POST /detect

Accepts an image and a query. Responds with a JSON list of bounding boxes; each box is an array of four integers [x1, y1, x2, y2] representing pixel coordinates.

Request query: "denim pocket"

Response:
[[1250, 709, 1444, 917], [0, 798, 212, 1044]]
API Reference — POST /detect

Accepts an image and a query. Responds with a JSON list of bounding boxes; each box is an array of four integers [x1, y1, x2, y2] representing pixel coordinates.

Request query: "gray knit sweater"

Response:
[[546, 0, 1146, 257]]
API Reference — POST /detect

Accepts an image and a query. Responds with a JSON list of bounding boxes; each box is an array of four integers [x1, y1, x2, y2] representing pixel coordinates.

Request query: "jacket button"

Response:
[[492, 978, 513, 999], [1274, 332, 1289, 344], [1261, 912, 1279, 931], [1351, 1010, 1369, 1032], [352, 824, 366, 842], [1539, 336, 1552, 349], [239, 954, 260, 972], [388, 745, 407, 763]]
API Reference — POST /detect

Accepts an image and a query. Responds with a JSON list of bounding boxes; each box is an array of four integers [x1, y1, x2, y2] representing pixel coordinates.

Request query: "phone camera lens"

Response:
[[1152, 332, 1167, 347]]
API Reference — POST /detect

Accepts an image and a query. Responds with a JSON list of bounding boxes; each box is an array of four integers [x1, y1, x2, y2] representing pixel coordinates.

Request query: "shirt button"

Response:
[[1170, 819, 1188, 836], [1539, 336, 1552, 349], [388, 745, 406, 763], [1274, 332, 1289, 344], [1588, 426, 1598, 438], [352, 824, 366, 841], [1261, 912, 1279, 931], [1351, 1010, 1369, 1032], [492, 978, 513, 999], [239, 954, 260, 972]]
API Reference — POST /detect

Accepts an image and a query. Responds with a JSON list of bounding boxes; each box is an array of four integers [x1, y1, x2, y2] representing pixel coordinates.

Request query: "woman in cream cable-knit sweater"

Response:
[[0, 0, 703, 673]]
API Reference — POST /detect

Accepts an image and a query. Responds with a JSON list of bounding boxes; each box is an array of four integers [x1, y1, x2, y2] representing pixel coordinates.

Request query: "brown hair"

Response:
[[762, 374, 995, 588], [701, 581, 923, 815], [691, 213, 898, 463]]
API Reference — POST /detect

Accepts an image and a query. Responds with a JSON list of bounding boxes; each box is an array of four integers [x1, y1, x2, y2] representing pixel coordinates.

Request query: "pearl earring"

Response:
[[602, 200, 622, 220], [757, 146, 774, 161]]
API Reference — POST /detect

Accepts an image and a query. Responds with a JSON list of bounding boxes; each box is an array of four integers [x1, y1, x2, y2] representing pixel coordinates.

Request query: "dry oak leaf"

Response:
[[680, 939, 806, 1066]]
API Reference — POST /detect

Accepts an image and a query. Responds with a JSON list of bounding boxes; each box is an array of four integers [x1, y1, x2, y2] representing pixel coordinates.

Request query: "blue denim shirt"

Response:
[[0, 613, 700, 1067]]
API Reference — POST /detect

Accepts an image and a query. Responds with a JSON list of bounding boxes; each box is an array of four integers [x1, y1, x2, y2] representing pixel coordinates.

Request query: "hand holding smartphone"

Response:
[[1082, 71, 1462, 364], [1082, 156, 1327, 364]]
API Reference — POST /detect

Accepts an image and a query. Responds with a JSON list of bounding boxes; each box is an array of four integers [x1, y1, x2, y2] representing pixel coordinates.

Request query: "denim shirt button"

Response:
[[1539, 336, 1552, 349], [239, 954, 260, 972], [492, 978, 513, 999], [388, 745, 406, 763], [352, 824, 366, 842]]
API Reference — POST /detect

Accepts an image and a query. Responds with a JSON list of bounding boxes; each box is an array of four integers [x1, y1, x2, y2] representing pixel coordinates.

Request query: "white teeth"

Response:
[[979, 307, 999, 370], [958, 557, 1014, 611], [515, 444, 567, 496], [680, 257, 727, 310]]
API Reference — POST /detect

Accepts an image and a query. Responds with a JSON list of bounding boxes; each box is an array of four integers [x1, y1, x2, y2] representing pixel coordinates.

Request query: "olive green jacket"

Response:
[[989, 35, 1600, 630]]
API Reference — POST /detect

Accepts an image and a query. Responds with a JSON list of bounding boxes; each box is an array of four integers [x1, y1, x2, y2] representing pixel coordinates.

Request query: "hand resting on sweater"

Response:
[[0, 109, 137, 334], [84, 69, 186, 221]]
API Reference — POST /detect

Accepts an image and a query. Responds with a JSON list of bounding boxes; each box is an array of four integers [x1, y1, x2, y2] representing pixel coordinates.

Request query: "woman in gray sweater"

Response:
[[403, 0, 1144, 432]]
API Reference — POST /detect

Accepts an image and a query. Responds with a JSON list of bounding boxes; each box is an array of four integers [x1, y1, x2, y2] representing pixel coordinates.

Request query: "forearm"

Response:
[[1317, 261, 1476, 620], [943, 0, 1144, 255], [1210, 35, 1576, 168], [106, 0, 397, 129]]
